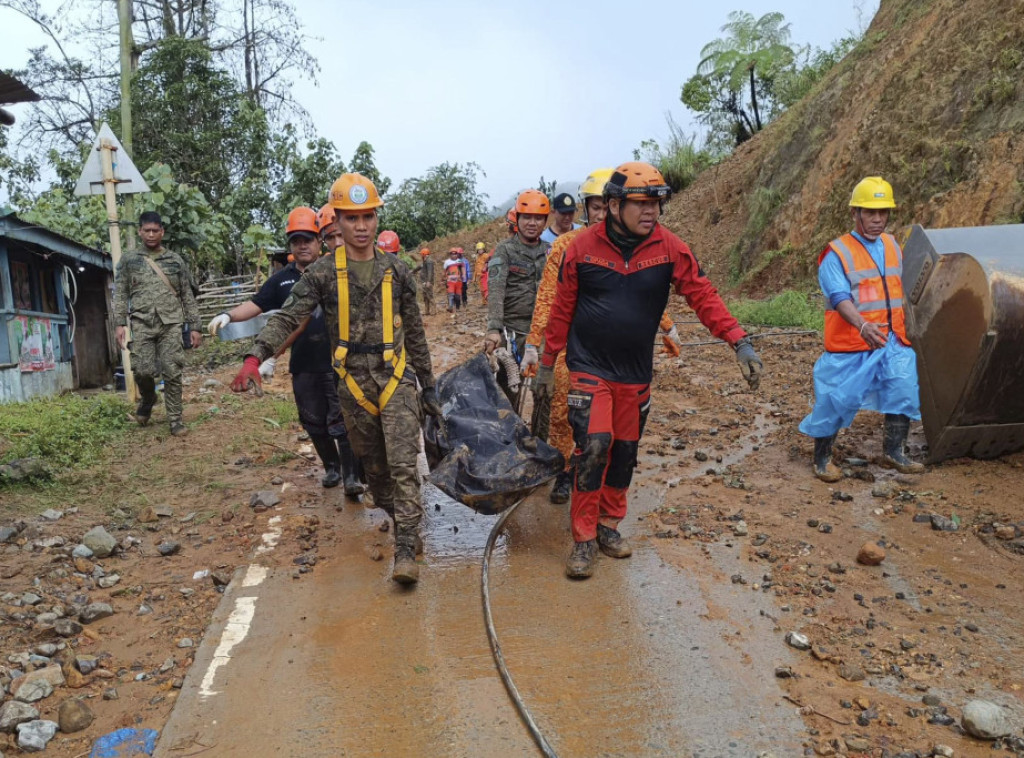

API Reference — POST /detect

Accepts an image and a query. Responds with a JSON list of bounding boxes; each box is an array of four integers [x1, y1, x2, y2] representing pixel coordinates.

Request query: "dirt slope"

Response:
[[660, 0, 1024, 294]]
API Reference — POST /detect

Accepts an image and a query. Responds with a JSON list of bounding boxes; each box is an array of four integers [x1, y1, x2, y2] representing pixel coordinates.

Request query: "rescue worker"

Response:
[[483, 189, 551, 402], [377, 230, 401, 255], [522, 168, 614, 504], [209, 207, 366, 496], [229, 173, 441, 585], [458, 247, 472, 307], [113, 211, 202, 436], [799, 176, 924, 481], [318, 202, 344, 253], [476, 241, 492, 305], [538, 162, 763, 579], [418, 247, 435, 316], [541, 192, 582, 243], [444, 248, 464, 314]]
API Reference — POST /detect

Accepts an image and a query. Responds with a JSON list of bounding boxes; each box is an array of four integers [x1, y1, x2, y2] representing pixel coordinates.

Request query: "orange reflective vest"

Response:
[[819, 232, 911, 353]]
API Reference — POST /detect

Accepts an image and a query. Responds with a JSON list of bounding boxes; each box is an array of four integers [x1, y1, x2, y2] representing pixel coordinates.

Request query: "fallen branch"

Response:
[[261, 441, 315, 466], [783, 694, 851, 725]]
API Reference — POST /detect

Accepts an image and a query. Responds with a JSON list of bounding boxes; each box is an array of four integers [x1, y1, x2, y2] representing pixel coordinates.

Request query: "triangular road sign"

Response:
[[74, 122, 150, 196]]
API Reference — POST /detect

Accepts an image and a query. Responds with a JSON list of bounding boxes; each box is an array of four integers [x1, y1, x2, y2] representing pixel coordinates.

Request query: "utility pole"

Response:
[[118, 0, 136, 251]]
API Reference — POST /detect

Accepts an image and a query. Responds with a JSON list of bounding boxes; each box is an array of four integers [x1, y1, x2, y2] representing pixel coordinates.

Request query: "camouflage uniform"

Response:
[[251, 250, 435, 532], [113, 247, 200, 423], [419, 257, 435, 315], [486, 235, 549, 401]]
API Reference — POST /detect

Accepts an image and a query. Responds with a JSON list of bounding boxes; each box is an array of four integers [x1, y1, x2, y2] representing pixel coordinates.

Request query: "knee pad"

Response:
[[605, 440, 638, 489], [573, 432, 611, 492]]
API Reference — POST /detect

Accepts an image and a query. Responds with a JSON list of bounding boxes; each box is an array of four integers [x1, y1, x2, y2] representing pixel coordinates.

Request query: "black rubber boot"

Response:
[[392, 529, 420, 585], [549, 470, 572, 504], [813, 434, 842, 483], [882, 414, 925, 474], [310, 434, 342, 488], [596, 523, 632, 558], [336, 436, 368, 497], [135, 377, 157, 426]]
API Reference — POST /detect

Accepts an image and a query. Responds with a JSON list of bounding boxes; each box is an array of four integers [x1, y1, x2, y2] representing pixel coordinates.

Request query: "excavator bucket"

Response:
[[901, 224, 1024, 462]]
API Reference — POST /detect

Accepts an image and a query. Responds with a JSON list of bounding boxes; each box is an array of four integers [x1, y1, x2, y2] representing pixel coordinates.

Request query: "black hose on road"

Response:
[[481, 488, 558, 758]]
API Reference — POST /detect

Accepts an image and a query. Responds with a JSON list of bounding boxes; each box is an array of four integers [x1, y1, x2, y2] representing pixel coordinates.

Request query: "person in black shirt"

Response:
[[208, 207, 366, 495]]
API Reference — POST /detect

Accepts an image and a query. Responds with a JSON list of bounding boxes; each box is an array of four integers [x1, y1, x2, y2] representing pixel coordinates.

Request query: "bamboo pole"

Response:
[[118, 0, 136, 252], [101, 139, 138, 403]]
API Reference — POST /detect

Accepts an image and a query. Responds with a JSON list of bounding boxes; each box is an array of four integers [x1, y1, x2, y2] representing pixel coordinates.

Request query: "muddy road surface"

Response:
[[2, 290, 1023, 757]]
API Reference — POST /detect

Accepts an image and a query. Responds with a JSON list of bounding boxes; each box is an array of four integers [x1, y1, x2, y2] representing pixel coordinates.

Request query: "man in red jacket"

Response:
[[538, 162, 764, 579]]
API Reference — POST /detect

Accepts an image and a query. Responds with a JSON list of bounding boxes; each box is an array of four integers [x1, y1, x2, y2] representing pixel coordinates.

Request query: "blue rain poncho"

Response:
[[799, 232, 921, 438]]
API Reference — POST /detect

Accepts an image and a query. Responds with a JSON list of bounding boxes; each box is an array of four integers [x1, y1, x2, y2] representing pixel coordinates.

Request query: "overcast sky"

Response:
[[1, 0, 879, 204]]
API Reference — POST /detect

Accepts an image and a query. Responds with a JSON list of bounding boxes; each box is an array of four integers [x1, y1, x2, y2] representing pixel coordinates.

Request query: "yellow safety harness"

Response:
[[333, 246, 407, 416]]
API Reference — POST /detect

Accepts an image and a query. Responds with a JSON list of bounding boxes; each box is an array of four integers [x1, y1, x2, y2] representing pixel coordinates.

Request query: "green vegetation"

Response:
[[729, 290, 824, 330], [382, 162, 490, 248], [633, 117, 719, 192], [0, 394, 132, 475]]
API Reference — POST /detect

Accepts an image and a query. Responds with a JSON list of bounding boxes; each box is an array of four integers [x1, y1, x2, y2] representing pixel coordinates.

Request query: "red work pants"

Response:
[[567, 371, 651, 542]]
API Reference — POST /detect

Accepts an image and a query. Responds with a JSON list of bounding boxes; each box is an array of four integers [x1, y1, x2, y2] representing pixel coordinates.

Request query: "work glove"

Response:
[[734, 337, 763, 391], [521, 344, 539, 375], [207, 312, 230, 337], [659, 324, 680, 344], [483, 331, 501, 355], [533, 364, 554, 402], [421, 387, 442, 417], [231, 356, 263, 393], [258, 356, 277, 381]]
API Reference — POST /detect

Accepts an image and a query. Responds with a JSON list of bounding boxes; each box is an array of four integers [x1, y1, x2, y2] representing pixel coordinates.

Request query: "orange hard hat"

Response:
[[377, 230, 400, 253], [505, 207, 517, 231], [328, 173, 384, 211], [420, 247, 430, 257], [316, 203, 337, 232], [286, 206, 318, 237], [604, 161, 672, 203], [515, 189, 550, 216]]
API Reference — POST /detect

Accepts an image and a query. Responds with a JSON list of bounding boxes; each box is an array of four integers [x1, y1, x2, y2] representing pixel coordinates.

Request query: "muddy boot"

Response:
[[337, 436, 368, 497], [813, 434, 842, 482], [549, 470, 572, 505], [392, 530, 420, 585], [565, 539, 598, 579], [882, 414, 925, 474], [596, 523, 632, 558], [169, 418, 188, 436], [310, 434, 342, 488]]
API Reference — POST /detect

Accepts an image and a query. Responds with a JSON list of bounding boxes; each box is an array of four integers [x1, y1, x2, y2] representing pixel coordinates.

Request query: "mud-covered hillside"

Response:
[[660, 0, 1024, 294]]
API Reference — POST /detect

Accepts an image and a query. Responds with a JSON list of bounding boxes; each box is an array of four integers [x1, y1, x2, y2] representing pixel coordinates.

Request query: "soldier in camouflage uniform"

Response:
[[231, 174, 441, 585], [113, 211, 201, 436], [483, 189, 551, 403], [418, 247, 435, 315]]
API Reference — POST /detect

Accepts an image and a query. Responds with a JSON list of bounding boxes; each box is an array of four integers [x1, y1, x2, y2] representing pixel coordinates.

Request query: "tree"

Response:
[[682, 11, 796, 146], [536, 176, 558, 198], [349, 141, 390, 197], [382, 162, 488, 248]]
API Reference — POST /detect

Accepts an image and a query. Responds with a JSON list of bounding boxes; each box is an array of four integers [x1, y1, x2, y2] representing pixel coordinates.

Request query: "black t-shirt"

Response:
[[251, 263, 332, 374]]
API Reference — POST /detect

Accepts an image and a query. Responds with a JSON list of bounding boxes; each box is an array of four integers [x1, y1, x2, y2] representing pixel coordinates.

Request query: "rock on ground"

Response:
[[0, 700, 39, 733], [82, 525, 117, 558], [57, 698, 94, 733], [16, 719, 58, 751], [961, 699, 1014, 739], [856, 542, 886, 565]]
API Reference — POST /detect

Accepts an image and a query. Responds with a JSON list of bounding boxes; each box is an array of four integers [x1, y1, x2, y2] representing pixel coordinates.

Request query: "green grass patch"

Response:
[[729, 290, 824, 331], [0, 393, 132, 476]]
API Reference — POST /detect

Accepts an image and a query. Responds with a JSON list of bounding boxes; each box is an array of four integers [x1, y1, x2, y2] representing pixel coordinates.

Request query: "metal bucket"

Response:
[[216, 310, 278, 341], [901, 224, 1024, 462]]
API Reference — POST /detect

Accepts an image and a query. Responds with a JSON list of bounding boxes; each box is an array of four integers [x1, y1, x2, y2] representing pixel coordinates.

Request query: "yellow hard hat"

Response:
[[850, 176, 896, 209], [475, 241, 485, 250], [329, 173, 384, 211], [578, 167, 615, 200]]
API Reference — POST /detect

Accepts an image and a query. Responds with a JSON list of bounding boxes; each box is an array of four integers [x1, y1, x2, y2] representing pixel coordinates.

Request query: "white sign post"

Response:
[[75, 123, 150, 402]]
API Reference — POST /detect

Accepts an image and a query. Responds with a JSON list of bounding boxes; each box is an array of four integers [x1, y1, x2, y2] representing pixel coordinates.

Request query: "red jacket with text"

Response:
[[542, 221, 746, 385]]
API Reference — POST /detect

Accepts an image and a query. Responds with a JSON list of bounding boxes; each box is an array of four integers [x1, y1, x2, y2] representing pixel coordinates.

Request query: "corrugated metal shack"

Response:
[[0, 211, 115, 401]]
